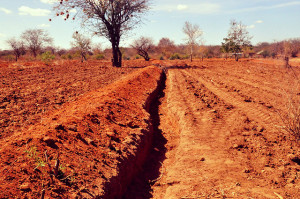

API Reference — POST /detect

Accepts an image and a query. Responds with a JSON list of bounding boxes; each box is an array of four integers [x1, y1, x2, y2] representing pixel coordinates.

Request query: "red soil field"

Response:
[[0, 60, 143, 140], [0, 58, 299, 198]]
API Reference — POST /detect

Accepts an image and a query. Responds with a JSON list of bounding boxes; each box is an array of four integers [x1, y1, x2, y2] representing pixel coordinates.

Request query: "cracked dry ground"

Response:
[[127, 59, 300, 199]]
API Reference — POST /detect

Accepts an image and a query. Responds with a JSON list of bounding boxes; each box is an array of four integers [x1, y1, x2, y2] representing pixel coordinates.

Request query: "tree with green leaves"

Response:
[[221, 20, 252, 61], [54, 0, 151, 67]]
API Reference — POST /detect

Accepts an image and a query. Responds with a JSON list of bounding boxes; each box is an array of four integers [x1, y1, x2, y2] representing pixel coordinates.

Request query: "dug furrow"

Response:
[[151, 67, 293, 199]]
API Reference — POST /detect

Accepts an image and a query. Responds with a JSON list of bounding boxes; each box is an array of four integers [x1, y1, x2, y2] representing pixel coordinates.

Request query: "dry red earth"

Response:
[[0, 60, 163, 198], [0, 58, 300, 198], [0, 60, 141, 139], [151, 59, 300, 199]]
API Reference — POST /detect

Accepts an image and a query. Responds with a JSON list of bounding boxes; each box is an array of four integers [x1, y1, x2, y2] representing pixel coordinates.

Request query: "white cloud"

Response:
[[247, 19, 263, 29], [0, 7, 12, 14], [247, 25, 255, 29], [272, 1, 300, 8], [154, 3, 220, 14], [19, 6, 51, 16], [177, 4, 188, 11], [230, 1, 300, 13], [38, 24, 51, 28], [40, 0, 58, 4]]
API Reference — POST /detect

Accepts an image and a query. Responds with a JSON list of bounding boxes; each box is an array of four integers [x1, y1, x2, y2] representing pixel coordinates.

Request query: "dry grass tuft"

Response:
[[278, 75, 300, 143]]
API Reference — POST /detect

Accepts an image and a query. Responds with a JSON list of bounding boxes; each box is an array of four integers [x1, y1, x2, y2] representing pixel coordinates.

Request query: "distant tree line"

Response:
[[1, 26, 300, 63], [254, 39, 300, 59], [0, 0, 299, 66]]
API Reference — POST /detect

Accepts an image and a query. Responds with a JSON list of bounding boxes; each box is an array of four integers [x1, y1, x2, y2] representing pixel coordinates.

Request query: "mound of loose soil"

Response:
[[0, 60, 145, 140], [0, 65, 163, 198]]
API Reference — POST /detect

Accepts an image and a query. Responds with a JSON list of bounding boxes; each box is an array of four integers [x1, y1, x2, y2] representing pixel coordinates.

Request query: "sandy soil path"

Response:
[[151, 61, 299, 199]]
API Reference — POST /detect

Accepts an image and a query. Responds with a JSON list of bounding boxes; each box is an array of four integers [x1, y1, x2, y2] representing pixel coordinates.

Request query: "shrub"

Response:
[[95, 53, 105, 60], [122, 55, 130, 60], [261, 50, 270, 58], [41, 51, 55, 65], [67, 54, 73, 60], [135, 55, 140, 59], [278, 82, 300, 144], [4, 55, 15, 61], [61, 54, 73, 60], [169, 53, 181, 60], [279, 96, 300, 143], [159, 55, 164, 60], [181, 54, 190, 60]]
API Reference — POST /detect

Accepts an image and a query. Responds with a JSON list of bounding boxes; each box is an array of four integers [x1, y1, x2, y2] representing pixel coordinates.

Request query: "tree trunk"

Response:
[[81, 52, 87, 63], [235, 54, 239, 61], [145, 55, 150, 61], [190, 45, 193, 62], [285, 56, 290, 68], [138, 50, 150, 61], [112, 44, 122, 67]]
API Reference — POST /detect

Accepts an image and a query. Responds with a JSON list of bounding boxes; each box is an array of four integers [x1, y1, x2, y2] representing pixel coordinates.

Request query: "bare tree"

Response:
[[222, 20, 252, 61], [54, 0, 151, 67], [71, 32, 92, 62], [157, 37, 175, 58], [290, 39, 300, 57], [6, 38, 26, 61], [198, 45, 207, 61], [131, 37, 154, 61], [57, 48, 67, 57], [183, 21, 203, 62], [283, 39, 300, 67], [283, 40, 292, 67], [21, 29, 53, 58]]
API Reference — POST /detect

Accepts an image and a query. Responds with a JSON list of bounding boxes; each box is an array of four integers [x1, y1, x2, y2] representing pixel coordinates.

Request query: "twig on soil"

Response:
[[150, 161, 164, 184], [2, 157, 21, 176], [44, 150, 52, 172], [60, 174, 73, 181], [44, 150, 54, 184], [54, 152, 60, 177], [274, 192, 284, 199], [40, 189, 45, 199]]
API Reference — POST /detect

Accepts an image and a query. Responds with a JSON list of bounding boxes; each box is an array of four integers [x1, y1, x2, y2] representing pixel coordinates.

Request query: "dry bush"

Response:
[[278, 77, 300, 143], [279, 95, 300, 143]]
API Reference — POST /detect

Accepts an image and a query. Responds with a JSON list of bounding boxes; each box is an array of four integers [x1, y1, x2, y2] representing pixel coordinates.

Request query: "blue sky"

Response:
[[0, 0, 300, 50]]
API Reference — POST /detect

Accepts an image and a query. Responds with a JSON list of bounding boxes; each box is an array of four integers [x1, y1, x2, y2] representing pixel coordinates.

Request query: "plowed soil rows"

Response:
[[0, 64, 163, 198], [150, 59, 299, 199], [0, 59, 299, 199], [0, 60, 141, 140]]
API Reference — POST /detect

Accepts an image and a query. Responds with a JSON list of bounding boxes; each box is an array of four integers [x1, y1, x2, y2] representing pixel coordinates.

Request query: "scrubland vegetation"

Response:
[[2, 30, 300, 65]]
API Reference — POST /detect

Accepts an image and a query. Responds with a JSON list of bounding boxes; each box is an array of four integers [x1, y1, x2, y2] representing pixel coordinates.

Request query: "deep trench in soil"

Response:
[[122, 71, 167, 199]]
